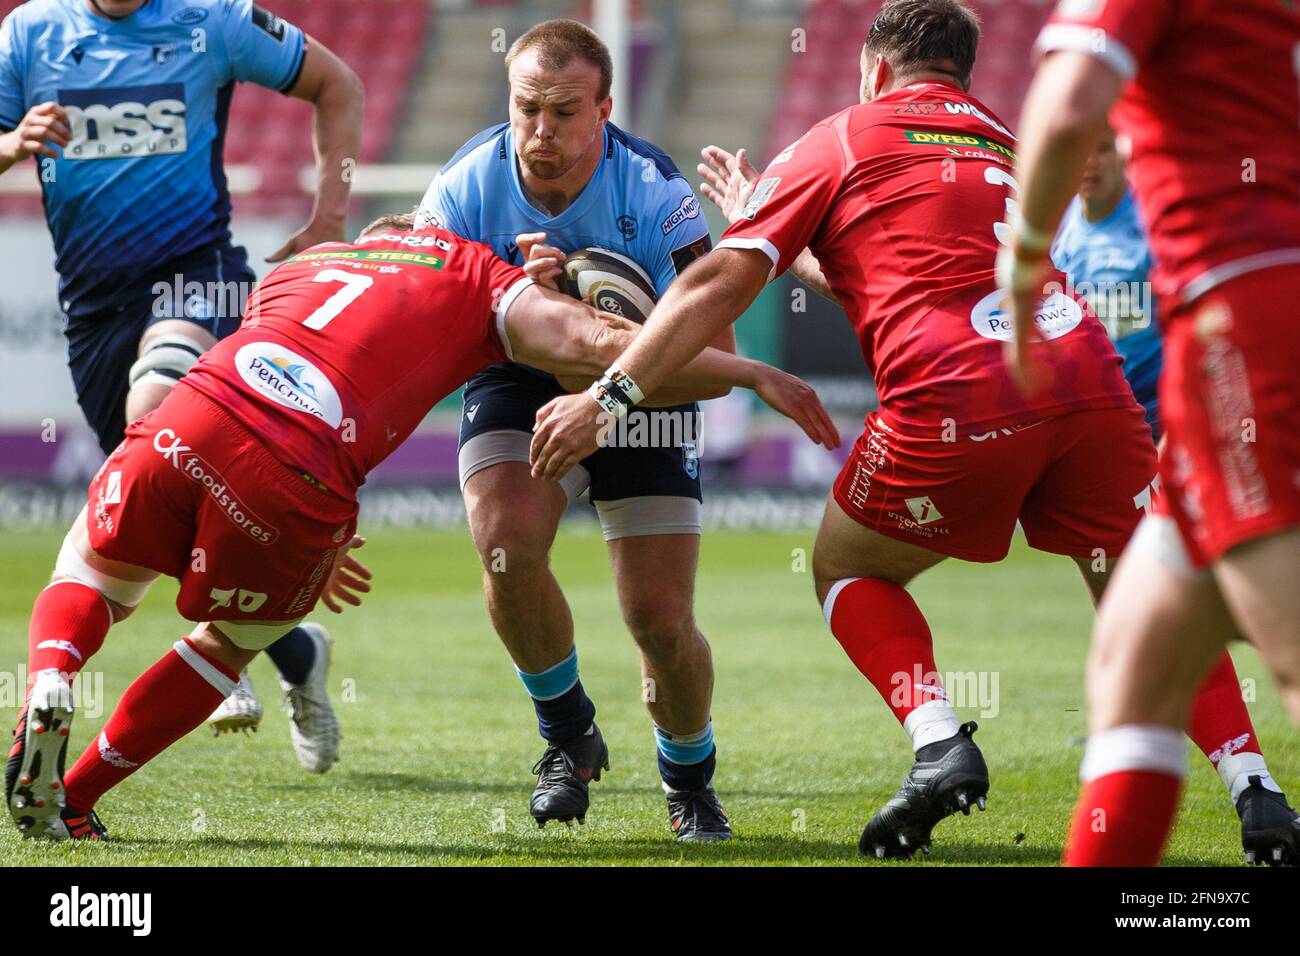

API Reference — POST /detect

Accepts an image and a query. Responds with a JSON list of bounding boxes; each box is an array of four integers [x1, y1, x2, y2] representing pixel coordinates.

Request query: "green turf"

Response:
[[0, 525, 1293, 866]]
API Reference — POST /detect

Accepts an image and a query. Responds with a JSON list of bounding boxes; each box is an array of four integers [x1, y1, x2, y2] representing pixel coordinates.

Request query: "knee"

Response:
[[1084, 612, 1131, 707], [468, 503, 555, 578], [49, 574, 136, 624], [623, 599, 698, 665], [1267, 653, 1300, 721], [107, 599, 136, 623], [127, 326, 213, 421], [811, 550, 841, 607]]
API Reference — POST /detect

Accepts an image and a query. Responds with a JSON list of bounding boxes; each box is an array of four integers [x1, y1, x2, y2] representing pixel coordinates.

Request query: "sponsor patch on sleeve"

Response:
[[670, 235, 713, 277], [741, 177, 781, 220], [251, 4, 287, 42], [660, 194, 702, 235], [417, 206, 446, 230]]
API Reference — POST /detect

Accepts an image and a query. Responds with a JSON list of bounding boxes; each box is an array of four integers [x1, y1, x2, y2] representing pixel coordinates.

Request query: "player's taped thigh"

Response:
[[54, 529, 154, 608], [458, 428, 591, 501], [594, 495, 702, 542], [128, 331, 208, 390], [172, 636, 237, 697], [1129, 513, 1209, 581], [208, 618, 305, 652]]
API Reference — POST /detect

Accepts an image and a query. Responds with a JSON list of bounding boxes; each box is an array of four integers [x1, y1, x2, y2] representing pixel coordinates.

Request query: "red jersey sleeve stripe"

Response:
[[1035, 23, 1137, 81], [715, 236, 780, 281], [494, 276, 535, 361]]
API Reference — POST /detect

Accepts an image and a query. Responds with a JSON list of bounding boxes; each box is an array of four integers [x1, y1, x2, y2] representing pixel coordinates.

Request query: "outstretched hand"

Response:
[[752, 367, 841, 451], [322, 534, 372, 613], [266, 218, 347, 264], [698, 145, 760, 223]]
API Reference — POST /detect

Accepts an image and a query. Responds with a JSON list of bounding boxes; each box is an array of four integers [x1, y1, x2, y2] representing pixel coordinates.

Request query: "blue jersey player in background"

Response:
[[0, 0, 364, 769], [1051, 125, 1163, 441], [417, 20, 736, 840]]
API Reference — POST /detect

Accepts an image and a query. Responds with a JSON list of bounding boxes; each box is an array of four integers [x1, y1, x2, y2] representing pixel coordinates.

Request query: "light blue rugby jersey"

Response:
[[0, 0, 305, 317], [1052, 187, 1163, 433], [416, 122, 712, 298]]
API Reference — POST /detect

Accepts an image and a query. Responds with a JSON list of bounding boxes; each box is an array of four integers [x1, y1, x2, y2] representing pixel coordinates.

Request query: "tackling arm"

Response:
[[790, 249, 838, 304], [1012, 52, 1122, 256], [524, 246, 839, 479], [505, 283, 766, 392], [1002, 52, 1123, 390], [601, 246, 770, 397]]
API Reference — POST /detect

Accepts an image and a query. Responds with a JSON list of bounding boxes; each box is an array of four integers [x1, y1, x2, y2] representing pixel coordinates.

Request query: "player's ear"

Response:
[[596, 95, 612, 127], [872, 55, 890, 99]]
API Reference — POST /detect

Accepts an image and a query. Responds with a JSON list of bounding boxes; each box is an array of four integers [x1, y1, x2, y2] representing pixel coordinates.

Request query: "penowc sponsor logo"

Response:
[[152, 428, 278, 544], [970, 287, 1083, 343], [234, 343, 343, 428]]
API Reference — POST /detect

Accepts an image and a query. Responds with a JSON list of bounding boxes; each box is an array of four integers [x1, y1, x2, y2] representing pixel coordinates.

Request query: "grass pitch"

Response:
[[1, 524, 1293, 866]]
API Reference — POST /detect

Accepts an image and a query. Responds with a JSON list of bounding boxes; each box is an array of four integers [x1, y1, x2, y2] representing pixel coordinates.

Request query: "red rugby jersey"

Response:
[[183, 228, 530, 495], [1038, 0, 1300, 308], [719, 82, 1135, 434]]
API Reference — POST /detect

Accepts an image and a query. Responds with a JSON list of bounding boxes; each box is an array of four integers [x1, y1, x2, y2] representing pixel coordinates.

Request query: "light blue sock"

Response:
[[517, 648, 594, 742], [655, 721, 716, 791]]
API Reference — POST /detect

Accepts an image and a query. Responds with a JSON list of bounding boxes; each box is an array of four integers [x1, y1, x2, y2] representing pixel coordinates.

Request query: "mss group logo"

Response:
[[57, 83, 188, 160]]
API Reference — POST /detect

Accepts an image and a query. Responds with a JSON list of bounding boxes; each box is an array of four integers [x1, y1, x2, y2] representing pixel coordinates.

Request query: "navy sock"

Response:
[[655, 721, 716, 792], [658, 745, 716, 793], [265, 626, 316, 686], [533, 682, 596, 743], [517, 648, 595, 743]]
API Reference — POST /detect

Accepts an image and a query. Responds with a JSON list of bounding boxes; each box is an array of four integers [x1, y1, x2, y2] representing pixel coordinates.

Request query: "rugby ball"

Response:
[[558, 247, 658, 323]]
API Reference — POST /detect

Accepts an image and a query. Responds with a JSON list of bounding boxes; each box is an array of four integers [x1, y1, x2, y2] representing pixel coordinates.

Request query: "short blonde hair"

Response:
[[357, 211, 415, 239], [506, 19, 613, 101]]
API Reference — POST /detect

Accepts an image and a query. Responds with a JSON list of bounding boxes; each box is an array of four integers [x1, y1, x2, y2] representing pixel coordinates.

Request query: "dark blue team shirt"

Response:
[[0, 0, 305, 317]]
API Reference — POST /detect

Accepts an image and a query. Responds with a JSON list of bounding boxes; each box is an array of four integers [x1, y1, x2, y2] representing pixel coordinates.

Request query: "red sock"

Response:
[[1063, 725, 1186, 866], [1188, 652, 1261, 770], [63, 638, 237, 812], [27, 581, 112, 687], [1065, 771, 1182, 866], [824, 577, 950, 726]]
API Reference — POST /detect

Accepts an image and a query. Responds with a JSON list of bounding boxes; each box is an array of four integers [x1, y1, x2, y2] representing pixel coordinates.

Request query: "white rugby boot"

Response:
[[7, 669, 75, 838], [207, 669, 263, 735], [280, 622, 340, 774]]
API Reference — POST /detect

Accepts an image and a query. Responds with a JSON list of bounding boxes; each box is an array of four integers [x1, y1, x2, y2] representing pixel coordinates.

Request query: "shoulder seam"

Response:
[[606, 123, 684, 182], [442, 123, 510, 175], [826, 110, 854, 182]]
